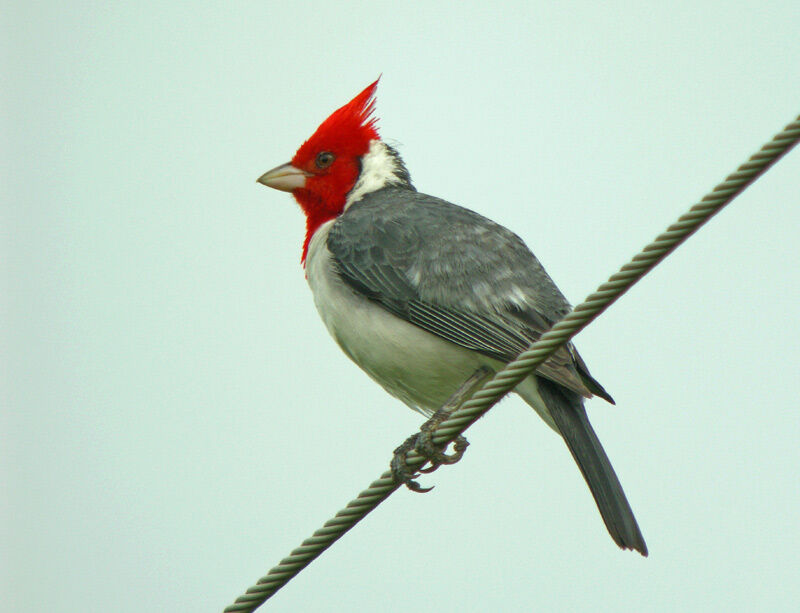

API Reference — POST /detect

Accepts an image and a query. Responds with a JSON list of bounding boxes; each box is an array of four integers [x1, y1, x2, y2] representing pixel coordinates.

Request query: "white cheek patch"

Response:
[[344, 140, 403, 209]]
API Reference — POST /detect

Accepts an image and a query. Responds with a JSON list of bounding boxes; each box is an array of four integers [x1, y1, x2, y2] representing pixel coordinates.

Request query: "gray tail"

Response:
[[538, 378, 648, 556]]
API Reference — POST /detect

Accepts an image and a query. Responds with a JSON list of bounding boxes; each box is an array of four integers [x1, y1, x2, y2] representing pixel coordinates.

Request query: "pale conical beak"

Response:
[[257, 163, 311, 192]]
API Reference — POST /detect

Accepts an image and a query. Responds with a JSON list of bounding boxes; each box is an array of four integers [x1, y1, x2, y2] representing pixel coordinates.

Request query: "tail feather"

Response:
[[538, 378, 648, 556]]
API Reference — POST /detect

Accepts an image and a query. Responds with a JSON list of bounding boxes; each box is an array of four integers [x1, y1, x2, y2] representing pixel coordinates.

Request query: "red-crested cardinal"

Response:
[[258, 79, 647, 555]]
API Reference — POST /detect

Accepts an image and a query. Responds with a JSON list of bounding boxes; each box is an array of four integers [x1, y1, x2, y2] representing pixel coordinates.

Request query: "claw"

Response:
[[389, 367, 491, 493], [443, 435, 469, 464], [405, 479, 434, 493], [391, 433, 432, 492], [390, 432, 470, 492], [417, 437, 468, 473]]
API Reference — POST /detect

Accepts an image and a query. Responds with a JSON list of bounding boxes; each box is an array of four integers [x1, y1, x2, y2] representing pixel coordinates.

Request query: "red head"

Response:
[[258, 79, 381, 262]]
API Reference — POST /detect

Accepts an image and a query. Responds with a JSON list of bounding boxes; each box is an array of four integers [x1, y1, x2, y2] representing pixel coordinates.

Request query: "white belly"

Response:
[[304, 220, 555, 428]]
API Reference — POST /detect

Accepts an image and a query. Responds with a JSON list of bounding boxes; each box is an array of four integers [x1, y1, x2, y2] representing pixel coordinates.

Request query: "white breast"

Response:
[[304, 220, 491, 416]]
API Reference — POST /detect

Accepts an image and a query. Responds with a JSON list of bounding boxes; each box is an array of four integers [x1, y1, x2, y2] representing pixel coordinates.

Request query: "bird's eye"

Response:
[[315, 151, 335, 169]]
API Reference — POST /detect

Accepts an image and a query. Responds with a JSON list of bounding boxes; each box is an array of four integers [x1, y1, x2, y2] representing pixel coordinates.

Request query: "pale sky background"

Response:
[[3, 2, 800, 612]]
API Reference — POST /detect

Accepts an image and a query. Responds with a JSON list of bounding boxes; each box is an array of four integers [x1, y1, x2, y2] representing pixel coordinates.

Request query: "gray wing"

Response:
[[327, 187, 613, 402]]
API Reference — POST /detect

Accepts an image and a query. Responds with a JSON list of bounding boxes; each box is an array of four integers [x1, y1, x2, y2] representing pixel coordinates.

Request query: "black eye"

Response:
[[315, 151, 335, 169]]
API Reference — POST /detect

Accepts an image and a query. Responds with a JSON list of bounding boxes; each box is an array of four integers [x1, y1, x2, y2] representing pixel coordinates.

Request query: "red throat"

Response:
[[294, 188, 349, 263], [289, 79, 381, 264]]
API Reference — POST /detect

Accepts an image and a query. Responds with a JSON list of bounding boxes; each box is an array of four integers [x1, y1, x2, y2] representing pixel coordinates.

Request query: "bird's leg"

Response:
[[415, 366, 493, 470], [391, 366, 492, 492]]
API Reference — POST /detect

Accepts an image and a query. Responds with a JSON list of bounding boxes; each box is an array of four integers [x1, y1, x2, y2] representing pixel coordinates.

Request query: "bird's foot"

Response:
[[418, 433, 470, 472], [390, 366, 491, 493], [391, 433, 469, 492]]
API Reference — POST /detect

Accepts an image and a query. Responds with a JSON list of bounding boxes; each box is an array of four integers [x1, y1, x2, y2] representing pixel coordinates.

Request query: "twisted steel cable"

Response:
[[225, 115, 800, 612]]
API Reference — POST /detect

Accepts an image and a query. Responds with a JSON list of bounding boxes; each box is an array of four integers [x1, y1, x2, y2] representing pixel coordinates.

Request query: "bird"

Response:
[[257, 79, 647, 556]]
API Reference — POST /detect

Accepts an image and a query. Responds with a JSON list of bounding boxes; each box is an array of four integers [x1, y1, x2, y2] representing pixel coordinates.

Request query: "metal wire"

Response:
[[224, 115, 800, 612]]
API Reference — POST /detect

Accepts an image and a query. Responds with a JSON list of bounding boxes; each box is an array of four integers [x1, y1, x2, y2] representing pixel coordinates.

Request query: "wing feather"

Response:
[[328, 187, 612, 401]]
